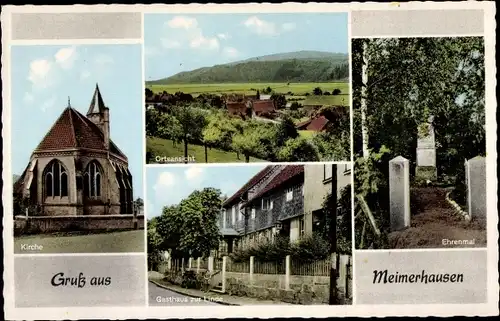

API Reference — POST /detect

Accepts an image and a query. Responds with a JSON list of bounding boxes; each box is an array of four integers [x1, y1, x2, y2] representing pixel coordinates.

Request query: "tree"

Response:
[[256, 89, 260, 100], [270, 93, 287, 109], [332, 88, 342, 95], [275, 114, 299, 147], [145, 88, 154, 99], [172, 104, 207, 163], [290, 102, 300, 111], [277, 137, 320, 161], [154, 188, 222, 259], [324, 91, 331, 95], [232, 126, 265, 162], [313, 87, 323, 95]]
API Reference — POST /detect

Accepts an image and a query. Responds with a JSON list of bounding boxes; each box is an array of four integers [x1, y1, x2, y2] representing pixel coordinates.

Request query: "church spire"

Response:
[[87, 83, 106, 115], [68, 96, 71, 108]]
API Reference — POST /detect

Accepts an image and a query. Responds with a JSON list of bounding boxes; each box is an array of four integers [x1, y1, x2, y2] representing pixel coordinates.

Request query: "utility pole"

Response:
[[329, 164, 338, 305]]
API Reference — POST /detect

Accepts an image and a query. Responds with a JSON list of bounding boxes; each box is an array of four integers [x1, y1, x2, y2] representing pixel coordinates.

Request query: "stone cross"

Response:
[[416, 116, 437, 181], [466, 156, 486, 225], [389, 156, 411, 231]]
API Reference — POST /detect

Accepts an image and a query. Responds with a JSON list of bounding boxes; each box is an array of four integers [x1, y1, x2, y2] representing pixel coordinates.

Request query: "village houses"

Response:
[[217, 164, 351, 254]]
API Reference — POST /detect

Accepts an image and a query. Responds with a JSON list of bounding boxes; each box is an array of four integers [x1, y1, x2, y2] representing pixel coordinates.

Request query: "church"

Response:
[[14, 84, 134, 216]]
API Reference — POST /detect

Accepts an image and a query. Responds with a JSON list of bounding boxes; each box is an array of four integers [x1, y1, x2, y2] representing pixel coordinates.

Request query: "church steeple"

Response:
[[86, 83, 110, 150], [87, 83, 106, 115], [68, 96, 71, 108]]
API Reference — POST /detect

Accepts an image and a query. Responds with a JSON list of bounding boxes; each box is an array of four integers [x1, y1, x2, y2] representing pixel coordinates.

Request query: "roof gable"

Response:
[[223, 166, 274, 207], [248, 165, 304, 202]]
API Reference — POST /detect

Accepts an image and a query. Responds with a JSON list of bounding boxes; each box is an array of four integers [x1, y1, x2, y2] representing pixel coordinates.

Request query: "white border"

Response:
[[2, 1, 498, 319]]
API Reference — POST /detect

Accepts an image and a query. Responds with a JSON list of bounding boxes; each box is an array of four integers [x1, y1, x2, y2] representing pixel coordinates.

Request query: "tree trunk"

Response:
[[361, 40, 370, 159], [245, 154, 250, 163], [204, 144, 208, 163], [329, 164, 338, 305], [183, 138, 188, 164], [237, 152, 240, 160]]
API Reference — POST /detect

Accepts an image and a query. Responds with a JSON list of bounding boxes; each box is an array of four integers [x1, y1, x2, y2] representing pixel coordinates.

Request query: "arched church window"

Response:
[[44, 160, 68, 197], [84, 161, 102, 198]]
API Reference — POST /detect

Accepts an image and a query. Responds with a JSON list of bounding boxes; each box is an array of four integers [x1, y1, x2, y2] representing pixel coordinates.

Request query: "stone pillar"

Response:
[[416, 116, 437, 182], [181, 257, 185, 272], [188, 257, 192, 269], [167, 256, 172, 271], [466, 156, 486, 225], [249, 256, 254, 285], [389, 156, 411, 231], [197, 257, 201, 273], [208, 256, 214, 272], [222, 256, 227, 293], [285, 255, 291, 290]]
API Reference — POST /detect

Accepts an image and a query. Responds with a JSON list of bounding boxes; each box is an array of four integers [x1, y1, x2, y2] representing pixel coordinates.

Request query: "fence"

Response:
[[157, 254, 352, 301]]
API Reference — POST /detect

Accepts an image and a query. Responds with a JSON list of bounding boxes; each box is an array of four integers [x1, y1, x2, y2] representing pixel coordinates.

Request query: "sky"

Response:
[[144, 13, 348, 81], [11, 44, 144, 198], [146, 165, 267, 218]]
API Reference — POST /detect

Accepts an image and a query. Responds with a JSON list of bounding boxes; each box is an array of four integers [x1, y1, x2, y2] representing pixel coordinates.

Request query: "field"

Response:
[[14, 230, 144, 253], [147, 137, 265, 163], [147, 82, 350, 97]]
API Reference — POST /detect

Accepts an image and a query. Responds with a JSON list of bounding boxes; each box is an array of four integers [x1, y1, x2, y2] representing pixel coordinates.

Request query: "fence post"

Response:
[[285, 255, 291, 290], [222, 256, 227, 293], [188, 257, 192, 269], [249, 256, 254, 285], [197, 257, 201, 273], [208, 256, 214, 272], [167, 256, 172, 271], [181, 257, 185, 272]]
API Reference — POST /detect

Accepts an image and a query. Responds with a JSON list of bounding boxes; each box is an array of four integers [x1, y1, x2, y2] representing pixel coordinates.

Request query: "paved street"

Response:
[[149, 282, 222, 306]]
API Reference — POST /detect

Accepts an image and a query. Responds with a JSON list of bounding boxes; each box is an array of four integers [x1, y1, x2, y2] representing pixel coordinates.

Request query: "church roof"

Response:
[[87, 84, 107, 115], [34, 106, 127, 160]]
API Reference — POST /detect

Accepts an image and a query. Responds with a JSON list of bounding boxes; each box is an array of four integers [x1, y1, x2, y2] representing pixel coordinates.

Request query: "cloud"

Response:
[[54, 46, 77, 69], [217, 33, 230, 40], [23, 92, 34, 104], [223, 47, 240, 58], [40, 95, 57, 112], [281, 22, 296, 32], [162, 16, 220, 51], [28, 59, 53, 88], [243, 16, 278, 36], [153, 171, 177, 199], [80, 70, 91, 80], [166, 16, 198, 30], [190, 35, 219, 50], [243, 17, 297, 36], [185, 166, 204, 181]]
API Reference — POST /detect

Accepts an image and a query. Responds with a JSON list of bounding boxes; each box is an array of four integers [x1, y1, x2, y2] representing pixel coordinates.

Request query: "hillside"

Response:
[[148, 51, 349, 85]]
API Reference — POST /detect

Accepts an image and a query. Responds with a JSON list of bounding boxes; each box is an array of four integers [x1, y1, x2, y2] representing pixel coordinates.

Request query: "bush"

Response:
[[332, 88, 341, 95]]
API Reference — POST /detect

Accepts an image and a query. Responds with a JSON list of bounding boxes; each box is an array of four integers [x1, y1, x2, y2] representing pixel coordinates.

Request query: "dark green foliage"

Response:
[[275, 114, 299, 146], [318, 184, 353, 255], [277, 137, 320, 162], [332, 88, 342, 95], [270, 93, 287, 109], [230, 234, 330, 263], [313, 87, 323, 95], [153, 188, 222, 259], [289, 102, 301, 111], [149, 55, 349, 84]]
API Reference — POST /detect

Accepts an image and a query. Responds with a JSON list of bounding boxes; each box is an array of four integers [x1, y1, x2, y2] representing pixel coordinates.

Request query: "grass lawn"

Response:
[[14, 229, 144, 254], [299, 130, 317, 139], [302, 94, 350, 106], [147, 82, 349, 97], [147, 136, 265, 163]]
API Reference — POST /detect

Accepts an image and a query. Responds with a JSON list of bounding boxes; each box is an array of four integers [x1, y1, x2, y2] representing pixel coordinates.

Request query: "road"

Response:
[[149, 282, 222, 306]]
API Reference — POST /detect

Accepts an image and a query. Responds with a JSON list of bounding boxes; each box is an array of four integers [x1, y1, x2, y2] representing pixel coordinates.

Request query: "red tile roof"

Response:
[[248, 165, 304, 202], [226, 102, 247, 114], [296, 116, 329, 131], [35, 107, 127, 160], [252, 100, 275, 113], [223, 166, 274, 207]]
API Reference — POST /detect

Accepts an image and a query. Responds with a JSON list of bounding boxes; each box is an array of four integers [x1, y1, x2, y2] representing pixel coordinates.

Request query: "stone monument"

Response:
[[416, 116, 437, 182], [466, 156, 486, 226], [389, 156, 411, 231]]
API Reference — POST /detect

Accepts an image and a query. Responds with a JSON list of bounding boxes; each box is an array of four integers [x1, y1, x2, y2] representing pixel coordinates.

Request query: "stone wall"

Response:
[[224, 272, 347, 305], [14, 214, 144, 235]]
